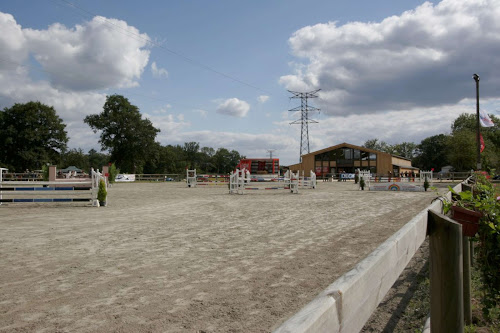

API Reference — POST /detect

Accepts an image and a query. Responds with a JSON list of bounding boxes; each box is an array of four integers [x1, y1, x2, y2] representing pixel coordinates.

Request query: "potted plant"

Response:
[[435, 187, 482, 237], [423, 176, 430, 192], [97, 179, 107, 207], [359, 178, 365, 191]]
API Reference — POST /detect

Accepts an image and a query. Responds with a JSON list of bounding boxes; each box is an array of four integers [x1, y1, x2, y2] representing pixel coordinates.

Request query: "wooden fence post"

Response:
[[428, 210, 464, 333]]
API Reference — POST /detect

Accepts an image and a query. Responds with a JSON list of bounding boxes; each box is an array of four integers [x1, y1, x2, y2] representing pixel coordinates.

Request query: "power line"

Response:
[[288, 89, 320, 162], [52, 0, 272, 95]]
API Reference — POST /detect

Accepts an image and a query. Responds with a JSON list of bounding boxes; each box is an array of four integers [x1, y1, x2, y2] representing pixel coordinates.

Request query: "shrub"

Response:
[[97, 179, 107, 204]]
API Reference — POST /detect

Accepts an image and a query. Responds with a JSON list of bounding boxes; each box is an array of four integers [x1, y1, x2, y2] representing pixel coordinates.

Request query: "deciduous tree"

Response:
[[84, 95, 160, 173], [0, 101, 68, 172]]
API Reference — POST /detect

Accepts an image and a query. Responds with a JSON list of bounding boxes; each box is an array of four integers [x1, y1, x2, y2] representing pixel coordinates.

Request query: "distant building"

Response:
[[287, 142, 419, 177]]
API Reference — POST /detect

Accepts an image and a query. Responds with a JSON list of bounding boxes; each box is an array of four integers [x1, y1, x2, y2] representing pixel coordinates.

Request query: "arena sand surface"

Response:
[[0, 181, 446, 332]]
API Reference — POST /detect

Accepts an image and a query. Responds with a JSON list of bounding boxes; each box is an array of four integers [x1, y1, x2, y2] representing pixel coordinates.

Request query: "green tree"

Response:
[[362, 139, 391, 153], [0, 101, 68, 172], [213, 148, 243, 173], [447, 130, 476, 171], [199, 146, 215, 172], [84, 95, 160, 173], [451, 113, 500, 171], [88, 149, 110, 171], [62, 148, 90, 171], [183, 142, 200, 169], [413, 134, 449, 171], [391, 142, 417, 159]]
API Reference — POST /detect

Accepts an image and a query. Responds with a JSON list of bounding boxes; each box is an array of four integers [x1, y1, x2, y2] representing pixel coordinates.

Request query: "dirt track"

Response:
[[0, 181, 446, 332]]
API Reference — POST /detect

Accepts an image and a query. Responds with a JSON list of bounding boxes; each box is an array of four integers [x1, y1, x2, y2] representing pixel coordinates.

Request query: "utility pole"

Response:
[[288, 89, 320, 162]]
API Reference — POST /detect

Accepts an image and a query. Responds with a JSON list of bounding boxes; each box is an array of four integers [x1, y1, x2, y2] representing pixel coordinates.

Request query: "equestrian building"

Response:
[[287, 142, 419, 177]]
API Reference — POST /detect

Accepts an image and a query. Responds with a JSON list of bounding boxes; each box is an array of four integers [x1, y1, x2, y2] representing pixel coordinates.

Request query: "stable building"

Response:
[[287, 142, 419, 177]]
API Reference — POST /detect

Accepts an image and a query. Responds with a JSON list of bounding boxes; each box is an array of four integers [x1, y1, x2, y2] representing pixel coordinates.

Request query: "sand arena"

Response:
[[0, 181, 445, 332]]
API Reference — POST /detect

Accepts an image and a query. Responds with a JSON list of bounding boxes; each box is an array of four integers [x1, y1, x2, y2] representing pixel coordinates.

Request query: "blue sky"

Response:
[[1, 0, 499, 165]]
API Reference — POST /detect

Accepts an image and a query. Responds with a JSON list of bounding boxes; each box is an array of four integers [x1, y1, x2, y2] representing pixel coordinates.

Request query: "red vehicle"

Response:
[[236, 158, 279, 174]]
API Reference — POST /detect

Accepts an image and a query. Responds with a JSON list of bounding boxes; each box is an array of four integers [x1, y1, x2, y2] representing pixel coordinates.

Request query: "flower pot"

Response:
[[99, 201, 106, 207], [450, 205, 482, 237]]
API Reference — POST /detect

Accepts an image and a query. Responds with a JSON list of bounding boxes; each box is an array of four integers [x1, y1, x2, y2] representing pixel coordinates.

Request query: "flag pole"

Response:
[[473, 74, 481, 170]]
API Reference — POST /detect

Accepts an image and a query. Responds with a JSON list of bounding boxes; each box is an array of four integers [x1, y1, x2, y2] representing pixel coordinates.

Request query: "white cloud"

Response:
[[23, 15, 150, 91], [152, 104, 172, 114], [151, 61, 168, 78], [0, 11, 153, 152], [193, 109, 208, 118], [216, 98, 250, 117], [143, 112, 191, 143], [258, 95, 270, 103], [281, 0, 500, 115]]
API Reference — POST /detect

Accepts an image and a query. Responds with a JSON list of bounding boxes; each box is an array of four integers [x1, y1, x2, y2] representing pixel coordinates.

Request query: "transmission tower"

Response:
[[266, 149, 276, 159], [288, 89, 320, 161]]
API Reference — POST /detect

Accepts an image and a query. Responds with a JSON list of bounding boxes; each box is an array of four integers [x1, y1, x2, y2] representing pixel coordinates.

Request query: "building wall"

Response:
[[286, 143, 418, 177]]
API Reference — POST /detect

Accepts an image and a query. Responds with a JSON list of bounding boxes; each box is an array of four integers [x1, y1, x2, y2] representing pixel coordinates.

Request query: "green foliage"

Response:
[[450, 113, 500, 171], [447, 130, 477, 171], [62, 148, 90, 171], [0, 101, 68, 172], [423, 176, 429, 191], [97, 179, 107, 203], [88, 149, 110, 170], [84, 95, 160, 173], [413, 134, 450, 171], [108, 163, 119, 184], [472, 173, 500, 318], [359, 178, 365, 190], [41, 164, 49, 181]]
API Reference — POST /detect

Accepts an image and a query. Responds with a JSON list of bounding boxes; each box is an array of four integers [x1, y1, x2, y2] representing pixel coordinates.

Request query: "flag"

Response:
[[480, 133, 485, 153], [479, 110, 495, 127]]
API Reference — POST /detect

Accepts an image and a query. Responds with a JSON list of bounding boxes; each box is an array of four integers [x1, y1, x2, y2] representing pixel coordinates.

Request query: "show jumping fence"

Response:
[[274, 180, 473, 332], [0, 167, 106, 207], [295, 170, 317, 189], [229, 169, 299, 194], [356, 170, 436, 192], [186, 169, 230, 188]]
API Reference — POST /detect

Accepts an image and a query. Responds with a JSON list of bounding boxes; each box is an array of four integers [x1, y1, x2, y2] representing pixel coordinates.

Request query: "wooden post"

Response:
[[428, 210, 464, 333], [463, 236, 472, 325]]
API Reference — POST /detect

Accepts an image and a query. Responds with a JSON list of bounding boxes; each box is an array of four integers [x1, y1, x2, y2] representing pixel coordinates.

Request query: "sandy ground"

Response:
[[0, 181, 449, 332]]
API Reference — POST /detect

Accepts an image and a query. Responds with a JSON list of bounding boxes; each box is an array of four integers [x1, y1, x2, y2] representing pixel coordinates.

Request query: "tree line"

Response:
[[1, 95, 498, 174], [0, 96, 243, 174], [363, 113, 500, 172]]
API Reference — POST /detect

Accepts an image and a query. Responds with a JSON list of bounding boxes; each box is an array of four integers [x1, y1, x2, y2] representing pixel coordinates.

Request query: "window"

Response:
[[370, 153, 377, 161], [353, 149, 360, 160], [361, 151, 370, 161], [344, 148, 353, 160]]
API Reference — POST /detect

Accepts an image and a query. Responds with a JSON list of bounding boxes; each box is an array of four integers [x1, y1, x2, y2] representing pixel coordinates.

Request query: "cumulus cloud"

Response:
[[23, 15, 150, 91], [0, 11, 152, 151], [216, 98, 250, 117], [257, 95, 269, 103], [151, 61, 168, 78], [280, 0, 500, 115]]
